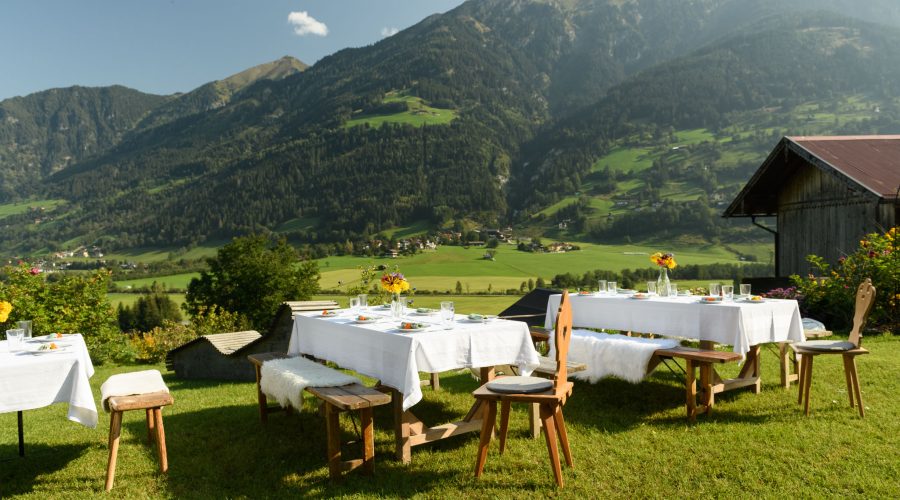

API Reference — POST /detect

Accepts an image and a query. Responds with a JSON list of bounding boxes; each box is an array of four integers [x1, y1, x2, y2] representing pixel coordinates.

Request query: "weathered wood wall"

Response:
[[777, 160, 894, 276], [170, 343, 257, 381]]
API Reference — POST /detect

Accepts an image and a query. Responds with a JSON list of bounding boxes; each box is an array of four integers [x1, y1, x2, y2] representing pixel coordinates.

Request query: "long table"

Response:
[[544, 293, 805, 413], [289, 308, 540, 463], [1, 334, 97, 456]]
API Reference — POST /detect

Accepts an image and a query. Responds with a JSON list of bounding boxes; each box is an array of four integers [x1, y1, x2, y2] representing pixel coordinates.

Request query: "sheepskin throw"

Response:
[[567, 330, 679, 384], [100, 369, 169, 413], [260, 356, 361, 410]]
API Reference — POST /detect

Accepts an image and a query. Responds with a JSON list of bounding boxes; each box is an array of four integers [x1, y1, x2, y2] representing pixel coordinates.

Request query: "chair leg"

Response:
[[797, 353, 806, 405], [803, 355, 814, 416], [474, 400, 497, 478], [841, 355, 856, 408], [360, 407, 375, 475], [553, 406, 573, 468], [848, 355, 864, 418], [498, 401, 511, 455], [106, 411, 123, 491], [539, 403, 563, 487], [154, 408, 169, 474], [146, 408, 155, 444], [255, 366, 269, 424], [528, 403, 540, 439]]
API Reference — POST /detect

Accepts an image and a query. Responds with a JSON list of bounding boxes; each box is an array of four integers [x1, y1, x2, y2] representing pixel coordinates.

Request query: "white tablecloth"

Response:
[[0, 334, 98, 428], [288, 309, 540, 411], [544, 294, 805, 358]]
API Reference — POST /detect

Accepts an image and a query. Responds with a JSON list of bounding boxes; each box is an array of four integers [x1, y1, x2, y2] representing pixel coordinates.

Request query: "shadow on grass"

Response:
[[0, 443, 89, 496], [153, 403, 460, 497]]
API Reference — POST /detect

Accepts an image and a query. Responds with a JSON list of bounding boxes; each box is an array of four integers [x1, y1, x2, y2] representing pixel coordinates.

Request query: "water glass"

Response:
[[709, 283, 721, 297], [607, 281, 617, 294], [669, 283, 678, 296], [349, 297, 361, 313], [357, 294, 368, 310], [647, 282, 657, 294], [391, 295, 404, 319], [18, 320, 32, 339], [722, 285, 734, 301], [6, 329, 24, 352], [598, 280, 607, 294], [440, 301, 455, 329], [740, 284, 751, 297]]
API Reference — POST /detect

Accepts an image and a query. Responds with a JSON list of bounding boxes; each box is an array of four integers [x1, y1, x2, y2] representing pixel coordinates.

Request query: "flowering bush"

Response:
[[761, 286, 803, 301], [0, 265, 124, 362], [650, 252, 677, 269], [129, 305, 246, 363], [793, 228, 899, 331]]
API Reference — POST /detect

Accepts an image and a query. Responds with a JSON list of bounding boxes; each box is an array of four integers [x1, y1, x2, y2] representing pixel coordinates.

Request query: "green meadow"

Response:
[[345, 92, 457, 129]]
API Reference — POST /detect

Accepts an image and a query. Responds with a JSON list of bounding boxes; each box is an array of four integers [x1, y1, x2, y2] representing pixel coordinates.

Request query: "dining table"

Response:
[[288, 307, 540, 463], [0, 333, 98, 457], [544, 292, 806, 403]]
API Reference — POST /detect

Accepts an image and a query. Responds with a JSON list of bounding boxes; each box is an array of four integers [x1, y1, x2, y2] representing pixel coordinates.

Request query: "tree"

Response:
[[535, 277, 546, 288], [185, 235, 320, 329], [455, 280, 463, 294], [119, 283, 183, 332], [527, 278, 535, 290]]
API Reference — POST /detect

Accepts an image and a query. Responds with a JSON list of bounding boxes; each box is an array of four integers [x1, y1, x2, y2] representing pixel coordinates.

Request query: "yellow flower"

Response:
[[0, 301, 11, 323]]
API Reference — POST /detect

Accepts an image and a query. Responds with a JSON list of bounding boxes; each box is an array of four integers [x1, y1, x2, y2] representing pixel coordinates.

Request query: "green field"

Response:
[[345, 92, 457, 129], [114, 273, 198, 290], [316, 243, 758, 293], [0, 198, 66, 219], [108, 292, 187, 309]]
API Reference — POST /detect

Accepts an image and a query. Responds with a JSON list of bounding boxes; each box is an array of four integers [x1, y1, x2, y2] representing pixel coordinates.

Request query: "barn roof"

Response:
[[167, 330, 262, 358], [724, 135, 900, 217]]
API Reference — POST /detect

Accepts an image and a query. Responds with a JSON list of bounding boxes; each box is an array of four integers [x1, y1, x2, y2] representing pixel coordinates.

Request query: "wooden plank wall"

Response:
[[777, 162, 890, 276]]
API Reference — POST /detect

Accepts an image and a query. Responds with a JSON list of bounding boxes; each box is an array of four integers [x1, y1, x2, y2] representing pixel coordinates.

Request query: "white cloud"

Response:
[[288, 11, 328, 37], [381, 26, 400, 37]]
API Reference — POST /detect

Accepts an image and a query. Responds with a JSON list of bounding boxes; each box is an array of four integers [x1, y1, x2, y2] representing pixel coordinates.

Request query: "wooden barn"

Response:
[[166, 300, 338, 381], [724, 135, 900, 277]]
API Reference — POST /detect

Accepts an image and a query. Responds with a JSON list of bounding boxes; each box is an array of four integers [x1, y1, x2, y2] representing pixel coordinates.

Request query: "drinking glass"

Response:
[[6, 329, 24, 352], [647, 282, 657, 294], [669, 283, 678, 296], [18, 320, 32, 339], [740, 284, 751, 297], [722, 285, 734, 301], [357, 294, 368, 310], [709, 283, 721, 297], [607, 281, 617, 294], [399, 295, 407, 317], [598, 280, 607, 295], [349, 297, 361, 313], [440, 301, 455, 329]]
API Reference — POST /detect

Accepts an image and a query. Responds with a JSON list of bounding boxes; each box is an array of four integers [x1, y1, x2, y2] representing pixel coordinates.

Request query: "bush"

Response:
[[118, 285, 183, 332], [129, 305, 247, 363], [0, 265, 124, 363], [793, 228, 899, 332]]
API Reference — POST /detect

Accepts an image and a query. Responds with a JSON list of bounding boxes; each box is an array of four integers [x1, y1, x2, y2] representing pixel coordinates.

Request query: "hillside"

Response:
[[4, 0, 900, 256]]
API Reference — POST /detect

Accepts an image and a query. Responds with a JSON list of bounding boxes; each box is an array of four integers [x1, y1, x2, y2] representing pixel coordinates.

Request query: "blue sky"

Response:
[[0, 0, 465, 100]]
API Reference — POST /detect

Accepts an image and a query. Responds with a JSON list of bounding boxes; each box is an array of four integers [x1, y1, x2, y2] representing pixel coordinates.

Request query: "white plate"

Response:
[[698, 297, 723, 304], [413, 309, 437, 315], [353, 317, 380, 324], [395, 323, 428, 332], [27, 345, 70, 355], [742, 297, 767, 304], [466, 315, 497, 322], [631, 294, 652, 300], [617, 289, 637, 295]]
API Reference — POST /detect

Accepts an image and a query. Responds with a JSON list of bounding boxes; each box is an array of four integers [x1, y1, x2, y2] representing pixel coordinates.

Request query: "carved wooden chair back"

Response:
[[848, 278, 876, 347], [552, 291, 573, 392]]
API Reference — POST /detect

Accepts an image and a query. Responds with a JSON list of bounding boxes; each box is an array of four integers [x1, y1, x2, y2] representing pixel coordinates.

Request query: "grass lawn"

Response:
[[3, 334, 899, 497], [113, 274, 198, 291]]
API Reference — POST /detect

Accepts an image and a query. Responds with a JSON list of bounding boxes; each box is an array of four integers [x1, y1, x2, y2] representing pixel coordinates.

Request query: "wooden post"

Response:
[[325, 403, 342, 479], [686, 359, 697, 422], [429, 372, 440, 391], [105, 411, 123, 491], [154, 408, 168, 474], [254, 364, 269, 424], [391, 388, 411, 464], [360, 407, 375, 475]]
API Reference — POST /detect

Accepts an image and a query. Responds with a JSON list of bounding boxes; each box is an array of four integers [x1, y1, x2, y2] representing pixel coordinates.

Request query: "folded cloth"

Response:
[[100, 369, 169, 412], [260, 356, 360, 410], [568, 330, 679, 384]]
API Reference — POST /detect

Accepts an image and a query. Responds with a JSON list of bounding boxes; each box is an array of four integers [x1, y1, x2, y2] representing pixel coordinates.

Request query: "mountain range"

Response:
[[2, 0, 900, 254]]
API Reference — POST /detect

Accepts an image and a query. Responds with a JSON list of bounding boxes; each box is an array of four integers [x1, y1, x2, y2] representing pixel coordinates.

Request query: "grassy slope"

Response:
[[344, 93, 457, 129], [3, 334, 898, 497]]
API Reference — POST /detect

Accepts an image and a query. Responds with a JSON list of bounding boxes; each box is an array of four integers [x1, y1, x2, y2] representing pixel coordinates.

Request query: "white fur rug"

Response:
[[260, 357, 360, 410], [568, 330, 679, 384]]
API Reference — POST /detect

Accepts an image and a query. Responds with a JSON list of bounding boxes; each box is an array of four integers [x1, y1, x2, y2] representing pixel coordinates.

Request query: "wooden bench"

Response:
[[248, 353, 391, 479]]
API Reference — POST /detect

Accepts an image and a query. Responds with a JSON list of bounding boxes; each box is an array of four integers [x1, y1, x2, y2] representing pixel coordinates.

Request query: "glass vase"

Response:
[[391, 293, 403, 319], [657, 267, 671, 297]]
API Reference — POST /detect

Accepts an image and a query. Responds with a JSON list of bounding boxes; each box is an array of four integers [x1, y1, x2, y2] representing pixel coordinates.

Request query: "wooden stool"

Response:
[[105, 390, 174, 491]]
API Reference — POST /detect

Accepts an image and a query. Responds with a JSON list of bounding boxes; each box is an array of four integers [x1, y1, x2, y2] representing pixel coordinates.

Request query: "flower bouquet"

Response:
[[650, 252, 677, 296]]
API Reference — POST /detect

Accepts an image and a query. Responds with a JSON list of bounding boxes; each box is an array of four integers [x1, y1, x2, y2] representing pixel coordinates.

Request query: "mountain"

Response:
[[4, 0, 900, 254], [0, 86, 166, 199]]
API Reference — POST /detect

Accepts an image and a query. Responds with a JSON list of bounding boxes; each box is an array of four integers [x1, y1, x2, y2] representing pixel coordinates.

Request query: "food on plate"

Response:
[[749, 296, 764, 301], [578, 290, 592, 295], [702, 296, 721, 302], [38, 343, 59, 351], [400, 322, 425, 330], [416, 307, 435, 314], [54, 332, 63, 338], [357, 315, 370, 321], [321, 310, 336, 316], [468, 313, 484, 321]]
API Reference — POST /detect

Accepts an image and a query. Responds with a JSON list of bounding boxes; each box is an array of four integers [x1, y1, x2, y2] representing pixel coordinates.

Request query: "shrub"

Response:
[[129, 305, 247, 363], [0, 265, 124, 363], [793, 228, 899, 331], [118, 285, 183, 332]]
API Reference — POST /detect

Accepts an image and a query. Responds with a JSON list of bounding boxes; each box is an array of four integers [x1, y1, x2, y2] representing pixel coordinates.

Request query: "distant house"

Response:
[[724, 135, 900, 277]]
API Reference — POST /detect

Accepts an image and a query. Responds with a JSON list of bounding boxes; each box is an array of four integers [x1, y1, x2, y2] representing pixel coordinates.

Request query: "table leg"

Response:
[[390, 387, 411, 464], [686, 359, 697, 422], [18, 411, 24, 457]]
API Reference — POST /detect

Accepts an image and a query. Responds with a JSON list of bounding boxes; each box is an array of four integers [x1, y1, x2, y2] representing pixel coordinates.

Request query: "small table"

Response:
[[545, 294, 805, 411], [0, 334, 97, 457], [289, 308, 540, 463]]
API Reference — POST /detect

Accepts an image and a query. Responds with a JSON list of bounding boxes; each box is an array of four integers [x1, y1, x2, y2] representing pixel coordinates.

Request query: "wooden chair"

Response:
[[102, 370, 174, 491], [473, 291, 575, 487], [793, 279, 876, 417]]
